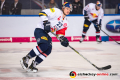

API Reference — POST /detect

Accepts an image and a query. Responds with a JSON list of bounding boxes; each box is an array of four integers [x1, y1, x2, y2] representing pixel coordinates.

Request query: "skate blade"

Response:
[[97, 41, 102, 44], [79, 41, 82, 43], [26, 69, 38, 73], [20, 59, 27, 70]]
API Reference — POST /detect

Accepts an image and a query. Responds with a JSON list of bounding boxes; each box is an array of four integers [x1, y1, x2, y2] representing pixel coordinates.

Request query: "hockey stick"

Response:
[[90, 21, 120, 45], [51, 32, 111, 70]]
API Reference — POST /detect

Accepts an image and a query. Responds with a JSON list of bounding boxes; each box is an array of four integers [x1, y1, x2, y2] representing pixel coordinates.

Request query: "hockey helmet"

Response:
[[96, 1, 102, 7], [62, 2, 72, 11]]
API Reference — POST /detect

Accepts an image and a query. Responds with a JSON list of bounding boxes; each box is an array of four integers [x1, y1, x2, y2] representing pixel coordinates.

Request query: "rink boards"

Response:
[[0, 36, 120, 43], [0, 15, 120, 43]]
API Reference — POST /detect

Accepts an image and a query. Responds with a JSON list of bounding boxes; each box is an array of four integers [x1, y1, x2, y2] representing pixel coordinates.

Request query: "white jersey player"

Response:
[[80, 1, 104, 43], [37, 7, 69, 38], [20, 2, 72, 72]]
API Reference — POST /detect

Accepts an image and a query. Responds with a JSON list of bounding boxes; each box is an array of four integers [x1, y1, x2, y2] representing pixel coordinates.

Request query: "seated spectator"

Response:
[[47, 0, 59, 8], [0, 0, 9, 15], [10, 0, 22, 15], [71, 0, 83, 14], [115, 3, 120, 14]]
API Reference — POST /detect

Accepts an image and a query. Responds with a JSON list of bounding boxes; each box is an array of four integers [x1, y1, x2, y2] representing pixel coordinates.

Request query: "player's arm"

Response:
[[83, 4, 90, 20], [56, 28, 69, 47], [97, 9, 104, 30], [51, 22, 69, 47], [39, 9, 51, 33], [39, 10, 48, 21]]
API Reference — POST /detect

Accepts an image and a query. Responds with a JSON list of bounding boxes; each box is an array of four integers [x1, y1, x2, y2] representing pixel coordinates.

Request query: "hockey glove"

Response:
[[98, 25, 101, 30], [60, 36, 69, 47], [96, 23, 101, 30], [84, 14, 89, 21], [43, 21, 51, 33]]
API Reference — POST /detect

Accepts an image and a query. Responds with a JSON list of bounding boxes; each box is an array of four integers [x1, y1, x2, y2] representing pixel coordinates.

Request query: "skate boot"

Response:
[[96, 38, 102, 43], [79, 37, 84, 43], [27, 60, 38, 73], [20, 56, 29, 69]]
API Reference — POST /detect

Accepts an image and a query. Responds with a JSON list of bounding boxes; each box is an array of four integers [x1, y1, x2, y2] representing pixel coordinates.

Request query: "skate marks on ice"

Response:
[[0, 66, 120, 80], [0, 42, 120, 80]]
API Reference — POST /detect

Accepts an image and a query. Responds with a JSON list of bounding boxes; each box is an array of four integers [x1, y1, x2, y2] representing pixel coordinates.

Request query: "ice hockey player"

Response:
[[79, 1, 104, 43], [20, 2, 72, 72]]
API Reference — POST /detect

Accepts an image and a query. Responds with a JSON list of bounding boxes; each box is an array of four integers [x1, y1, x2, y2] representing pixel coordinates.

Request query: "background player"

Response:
[[20, 2, 72, 72], [80, 1, 104, 43]]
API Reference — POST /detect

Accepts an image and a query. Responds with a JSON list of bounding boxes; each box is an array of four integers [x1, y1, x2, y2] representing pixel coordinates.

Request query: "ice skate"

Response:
[[20, 57, 29, 70], [27, 60, 38, 73]]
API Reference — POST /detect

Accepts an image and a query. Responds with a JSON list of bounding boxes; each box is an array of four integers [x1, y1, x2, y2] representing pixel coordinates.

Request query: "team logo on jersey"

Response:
[[51, 26, 57, 32], [90, 13, 98, 18], [57, 16, 61, 21], [41, 36, 48, 40], [106, 20, 120, 33], [63, 23, 67, 27], [37, 38, 40, 42], [69, 71, 77, 78]]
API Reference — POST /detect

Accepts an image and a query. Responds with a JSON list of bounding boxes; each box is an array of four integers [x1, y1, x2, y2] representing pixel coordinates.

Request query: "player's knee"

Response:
[[45, 46, 52, 56], [83, 27, 89, 32], [84, 24, 89, 27], [33, 43, 49, 56], [37, 46, 52, 61], [83, 24, 89, 32], [35, 56, 43, 64], [96, 30, 100, 33], [38, 43, 49, 52]]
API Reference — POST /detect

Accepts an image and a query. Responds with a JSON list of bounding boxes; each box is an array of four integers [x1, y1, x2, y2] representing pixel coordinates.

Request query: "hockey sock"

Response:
[[31, 43, 49, 66], [35, 56, 43, 66], [96, 35, 100, 39], [26, 49, 37, 59], [80, 33, 86, 41], [96, 32, 100, 40], [26, 43, 48, 59]]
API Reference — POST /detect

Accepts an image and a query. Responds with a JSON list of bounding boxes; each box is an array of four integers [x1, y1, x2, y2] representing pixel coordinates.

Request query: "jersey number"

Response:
[[56, 22, 63, 28]]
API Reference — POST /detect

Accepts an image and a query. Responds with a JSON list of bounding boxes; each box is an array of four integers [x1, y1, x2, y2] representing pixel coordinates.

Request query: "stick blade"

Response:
[[98, 65, 111, 70]]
